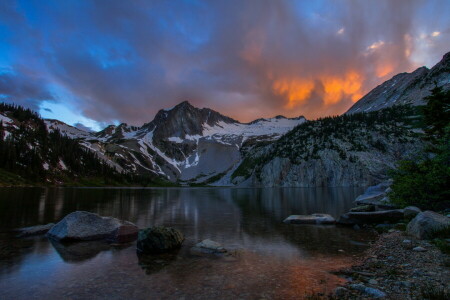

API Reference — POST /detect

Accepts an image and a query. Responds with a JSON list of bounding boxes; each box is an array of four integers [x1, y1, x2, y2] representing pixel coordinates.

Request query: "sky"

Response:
[[0, 0, 449, 131]]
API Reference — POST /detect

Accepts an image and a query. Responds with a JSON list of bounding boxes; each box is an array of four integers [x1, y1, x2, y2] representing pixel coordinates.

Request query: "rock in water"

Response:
[[46, 211, 138, 243], [137, 226, 184, 254], [191, 239, 227, 255], [406, 211, 450, 240], [16, 223, 54, 237], [283, 214, 335, 225]]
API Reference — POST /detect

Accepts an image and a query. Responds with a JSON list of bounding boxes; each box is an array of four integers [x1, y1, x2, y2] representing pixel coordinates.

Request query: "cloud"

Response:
[[0, 0, 449, 124], [0, 68, 53, 109]]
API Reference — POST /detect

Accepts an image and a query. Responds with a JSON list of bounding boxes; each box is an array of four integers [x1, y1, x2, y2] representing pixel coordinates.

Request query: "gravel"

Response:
[[334, 231, 450, 299]]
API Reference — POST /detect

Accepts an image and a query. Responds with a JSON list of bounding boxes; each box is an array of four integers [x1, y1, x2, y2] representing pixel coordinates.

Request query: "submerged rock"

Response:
[[46, 211, 138, 243], [190, 239, 227, 255], [137, 226, 184, 254], [338, 210, 404, 225], [16, 223, 54, 237], [406, 211, 450, 240], [283, 213, 335, 225]]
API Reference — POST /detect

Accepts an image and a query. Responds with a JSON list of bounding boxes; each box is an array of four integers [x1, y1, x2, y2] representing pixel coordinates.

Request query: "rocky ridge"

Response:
[[346, 51, 450, 114], [38, 101, 305, 183], [227, 105, 424, 187]]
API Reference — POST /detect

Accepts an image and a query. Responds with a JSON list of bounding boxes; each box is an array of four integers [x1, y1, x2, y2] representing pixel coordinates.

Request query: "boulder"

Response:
[[350, 205, 375, 212], [354, 182, 397, 209], [406, 211, 450, 240], [137, 226, 184, 254], [338, 210, 404, 225], [355, 182, 390, 204], [16, 223, 54, 237], [283, 213, 335, 225], [46, 211, 138, 243], [404, 206, 421, 219]]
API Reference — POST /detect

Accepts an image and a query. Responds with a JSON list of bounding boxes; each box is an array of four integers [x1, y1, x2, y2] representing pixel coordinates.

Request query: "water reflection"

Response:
[[0, 187, 372, 299]]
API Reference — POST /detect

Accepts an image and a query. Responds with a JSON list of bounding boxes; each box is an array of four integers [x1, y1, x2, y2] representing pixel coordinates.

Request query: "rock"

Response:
[[46, 211, 138, 243], [16, 223, 54, 237], [404, 206, 421, 219], [355, 182, 389, 204], [353, 224, 361, 230], [283, 213, 335, 225], [350, 284, 386, 298], [412, 246, 427, 252], [402, 239, 413, 249], [137, 226, 184, 254], [334, 287, 348, 297], [190, 239, 228, 255], [195, 239, 226, 252], [385, 187, 392, 194], [406, 211, 450, 240], [338, 210, 404, 225], [368, 279, 378, 285], [353, 183, 398, 209], [350, 205, 375, 212]]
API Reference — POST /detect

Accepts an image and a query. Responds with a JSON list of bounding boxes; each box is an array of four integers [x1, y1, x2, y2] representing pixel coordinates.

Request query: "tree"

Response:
[[422, 86, 450, 143], [390, 87, 450, 209]]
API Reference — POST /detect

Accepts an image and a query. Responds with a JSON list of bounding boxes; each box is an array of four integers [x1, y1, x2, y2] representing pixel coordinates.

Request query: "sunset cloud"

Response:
[[0, 0, 449, 127]]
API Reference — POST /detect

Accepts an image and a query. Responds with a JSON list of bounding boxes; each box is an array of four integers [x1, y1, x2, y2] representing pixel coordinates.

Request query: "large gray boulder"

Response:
[[137, 226, 184, 254], [338, 209, 404, 225], [46, 211, 138, 243], [283, 213, 336, 225], [406, 211, 450, 240]]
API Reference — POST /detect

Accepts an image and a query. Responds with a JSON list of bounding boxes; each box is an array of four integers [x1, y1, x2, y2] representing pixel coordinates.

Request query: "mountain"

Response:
[[230, 105, 424, 187], [42, 101, 306, 184], [0, 103, 157, 186], [238, 52, 450, 188], [346, 51, 450, 114]]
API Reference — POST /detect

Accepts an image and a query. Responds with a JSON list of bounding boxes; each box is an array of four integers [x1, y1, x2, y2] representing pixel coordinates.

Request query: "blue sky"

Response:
[[0, 0, 449, 131]]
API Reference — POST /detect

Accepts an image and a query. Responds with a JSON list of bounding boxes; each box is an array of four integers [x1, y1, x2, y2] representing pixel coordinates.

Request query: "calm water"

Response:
[[0, 187, 374, 299]]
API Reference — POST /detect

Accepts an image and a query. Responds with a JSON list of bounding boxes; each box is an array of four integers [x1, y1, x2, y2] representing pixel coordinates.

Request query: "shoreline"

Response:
[[330, 230, 449, 299]]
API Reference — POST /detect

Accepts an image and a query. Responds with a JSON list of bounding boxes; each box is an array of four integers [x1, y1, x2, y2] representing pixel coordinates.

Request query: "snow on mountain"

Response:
[[45, 119, 91, 139], [39, 101, 305, 183]]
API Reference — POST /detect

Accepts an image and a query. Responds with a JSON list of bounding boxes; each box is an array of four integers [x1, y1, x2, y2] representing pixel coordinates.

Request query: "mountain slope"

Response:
[[347, 51, 450, 114], [43, 101, 306, 183], [225, 105, 424, 187], [0, 103, 156, 186]]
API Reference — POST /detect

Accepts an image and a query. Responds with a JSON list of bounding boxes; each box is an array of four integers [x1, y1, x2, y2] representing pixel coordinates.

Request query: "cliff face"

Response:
[[225, 106, 424, 187], [346, 52, 450, 114]]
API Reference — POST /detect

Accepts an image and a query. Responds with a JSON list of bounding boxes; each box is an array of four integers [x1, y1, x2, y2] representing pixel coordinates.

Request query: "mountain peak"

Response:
[[346, 50, 450, 114]]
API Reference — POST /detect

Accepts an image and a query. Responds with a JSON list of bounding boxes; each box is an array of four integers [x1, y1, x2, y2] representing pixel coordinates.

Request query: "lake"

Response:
[[0, 187, 375, 299]]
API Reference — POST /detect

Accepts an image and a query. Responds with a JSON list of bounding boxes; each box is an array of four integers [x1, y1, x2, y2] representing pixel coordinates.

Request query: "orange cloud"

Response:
[[272, 78, 315, 108], [376, 64, 394, 78], [272, 71, 365, 109], [322, 71, 364, 105]]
